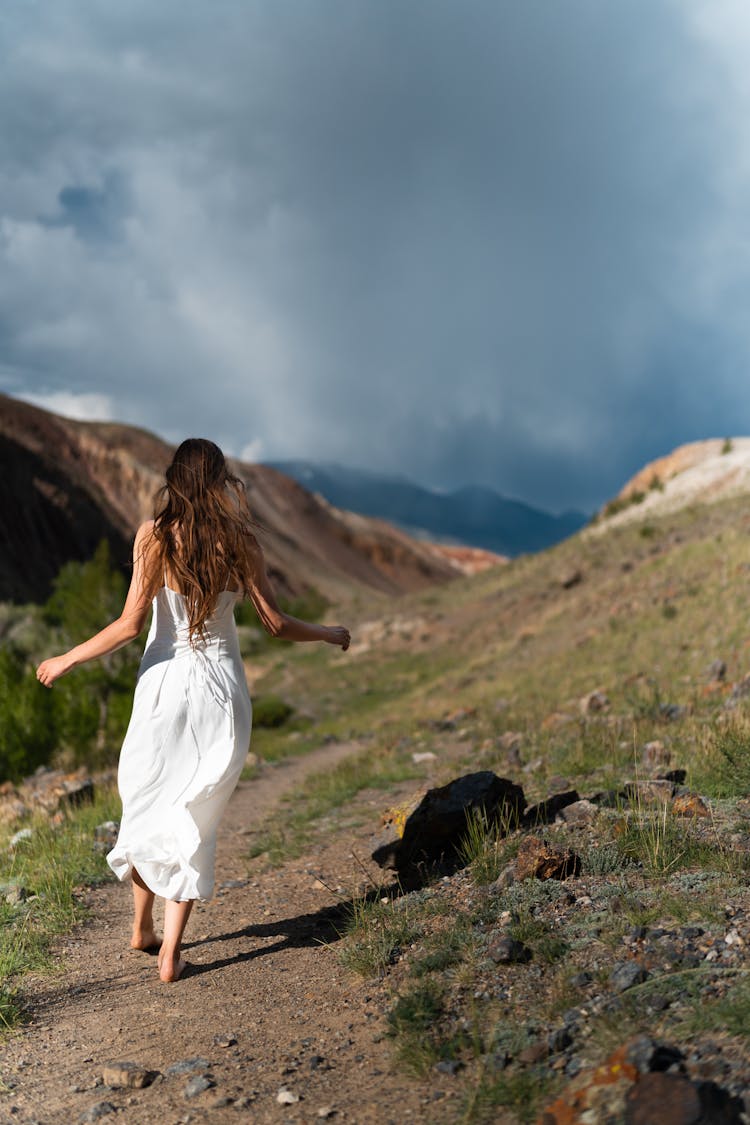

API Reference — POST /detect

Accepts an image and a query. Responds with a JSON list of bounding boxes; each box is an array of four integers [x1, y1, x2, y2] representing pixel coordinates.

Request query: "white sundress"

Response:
[[107, 583, 253, 902]]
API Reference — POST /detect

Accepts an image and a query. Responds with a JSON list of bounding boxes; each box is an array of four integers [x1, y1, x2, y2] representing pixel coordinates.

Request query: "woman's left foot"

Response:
[[130, 929, 161, 953]]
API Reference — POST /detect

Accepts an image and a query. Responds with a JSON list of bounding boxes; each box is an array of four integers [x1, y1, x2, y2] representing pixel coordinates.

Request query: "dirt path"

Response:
[[1, 743, 457, 1125]]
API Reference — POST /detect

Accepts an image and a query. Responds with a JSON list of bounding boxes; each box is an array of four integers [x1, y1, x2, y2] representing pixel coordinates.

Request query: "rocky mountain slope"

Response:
[[591, 436, 750, 531], [0, 395, 457, 604]]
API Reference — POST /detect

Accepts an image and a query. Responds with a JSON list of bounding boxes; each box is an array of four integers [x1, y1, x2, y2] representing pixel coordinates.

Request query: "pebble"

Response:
[[487, 935, 532, 964], [78, 1103, 116, 1124], [183, 1075, 215, 1098], [9, 828, 33, 847], [212, 1033, 237, 1048], [277, 1088, 300, 1104], [317, 1107, 335, 1119], [165, 1057, 210, 1076], [101, 1061, 158, 1089], [610, 961, 649, 993]]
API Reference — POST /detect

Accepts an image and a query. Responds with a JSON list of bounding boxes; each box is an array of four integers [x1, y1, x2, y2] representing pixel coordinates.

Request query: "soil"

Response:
[[0, 743, 458, 1125]]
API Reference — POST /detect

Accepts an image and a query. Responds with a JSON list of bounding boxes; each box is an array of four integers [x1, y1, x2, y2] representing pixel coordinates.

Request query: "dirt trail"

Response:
[[1, 743, 456, 1125]]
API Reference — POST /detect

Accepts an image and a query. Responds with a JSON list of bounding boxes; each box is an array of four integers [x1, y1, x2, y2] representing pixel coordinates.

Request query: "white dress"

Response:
[[107, 584, 252, 902]]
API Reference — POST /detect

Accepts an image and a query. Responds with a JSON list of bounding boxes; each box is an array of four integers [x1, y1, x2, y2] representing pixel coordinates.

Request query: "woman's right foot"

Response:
[[158, 951, 188, 982]]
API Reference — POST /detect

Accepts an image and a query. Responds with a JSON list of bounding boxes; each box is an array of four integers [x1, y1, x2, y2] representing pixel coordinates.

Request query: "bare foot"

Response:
[[130, 929, 161, 953], [158, 952, 188, 982]]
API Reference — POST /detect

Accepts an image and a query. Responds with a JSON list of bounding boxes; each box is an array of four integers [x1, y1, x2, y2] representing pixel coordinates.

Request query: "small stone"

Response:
[[487, 935, 532, 964], [708, 659, 727, 682], [9, 828, 32, 848], [557, 799, 597, 826], [579, 689, 609, 716], [672, 794, 709, 818], [548, 1027, 573, 1053], [317, 1108, 335, 1119], [560, 569, 583, 589], [489, 863, 515, 891], [518, 1040, 549, 1065], [277, 1088, 300, 1104], [624, 780, 674, 806], [571, 971, 592, 989], [101, 1062, 158, 1089], [411, 752, 437, 764], [309, 1054, 327, 1070], [641, 740, 671, 771], [611, 961, 649, 993], [212, 1033, 237, 1048], [433, 1059, 462, 1075], [514, 836, 581, 882], [183, 1075, 215, 1098], [165, 1057, 211, 1076], [0, 881, 30, 906], [78, 1103, 116, 1124]]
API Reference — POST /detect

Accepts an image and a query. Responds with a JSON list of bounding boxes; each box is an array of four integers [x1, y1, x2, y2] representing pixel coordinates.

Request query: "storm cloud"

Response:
[[3, 0, 750, 510]]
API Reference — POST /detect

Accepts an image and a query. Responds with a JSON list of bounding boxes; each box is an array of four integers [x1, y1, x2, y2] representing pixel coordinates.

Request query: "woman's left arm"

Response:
[[36, 521, 158, 688]]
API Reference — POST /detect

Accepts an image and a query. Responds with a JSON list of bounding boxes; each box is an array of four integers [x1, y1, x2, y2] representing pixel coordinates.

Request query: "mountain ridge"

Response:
[[266, 459, 588, 555]]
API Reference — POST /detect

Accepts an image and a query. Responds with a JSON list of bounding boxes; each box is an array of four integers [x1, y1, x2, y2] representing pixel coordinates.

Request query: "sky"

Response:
[[4, 1, 750, 513]]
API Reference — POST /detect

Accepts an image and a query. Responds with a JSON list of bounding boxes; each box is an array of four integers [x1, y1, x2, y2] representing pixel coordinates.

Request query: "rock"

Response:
[[623, 779, 674, 806], [372, 771, 525, 873], [183, 1074, 215, 1098], [624, 1038, 683, 1074], [60, 778, 95, 808], [658, 702, 688, 721], [489, 863, 516, 891], [411, 752, 437, 764], [557, 799, 597, 826], [165, 1057, 211, 1076], [624, 1072, 701, 1124], [611, 961, 649, 993], [589, 788, 626, 808], [0, 880, 30, 906], [101, 1062, 158, 1089], [548, 1027, 573, 1053], [658, 768, 687, 784], [93, 822, 119, 853], [672, 794, 709, 818], [514, 836, 581, 882], [498, 731, 523, 754], [78, 1103, 116, 1123], [518, 1040, 549, 1065], [212, 1033, 237, 1048], [707, 659, 727, 682], [523, 790, 580, 827], [317, 1107, 335, 1119], [560, 569, 583, 589], [9, 828, 33, 847], [641, 740, 671, 770], [487, 935, 532, 964], [434, 1059, 462, 1075], [725, 673, 750, 709], [277, 1088, 300, 1105], [579, 689, 609, 716]]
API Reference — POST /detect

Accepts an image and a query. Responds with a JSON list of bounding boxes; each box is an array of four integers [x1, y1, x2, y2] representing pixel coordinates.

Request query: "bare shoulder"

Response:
[[133, 520, 158, 562]]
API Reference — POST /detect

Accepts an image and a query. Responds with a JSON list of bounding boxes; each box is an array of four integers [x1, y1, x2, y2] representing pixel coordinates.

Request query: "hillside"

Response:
[[591, 435, 750, 531], [267, 460, 588, 555], [0, 395, 457, 604]]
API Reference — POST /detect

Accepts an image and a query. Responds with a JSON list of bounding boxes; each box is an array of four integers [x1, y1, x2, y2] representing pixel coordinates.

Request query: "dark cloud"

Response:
[[2, 0, 750, 510]]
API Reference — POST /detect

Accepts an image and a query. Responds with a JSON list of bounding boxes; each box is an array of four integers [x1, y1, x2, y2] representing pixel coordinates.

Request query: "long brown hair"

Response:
[[151, 438, 260, 642]]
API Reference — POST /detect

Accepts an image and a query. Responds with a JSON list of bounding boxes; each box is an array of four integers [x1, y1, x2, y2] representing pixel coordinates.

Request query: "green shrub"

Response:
[[252, 695, 294, 728]]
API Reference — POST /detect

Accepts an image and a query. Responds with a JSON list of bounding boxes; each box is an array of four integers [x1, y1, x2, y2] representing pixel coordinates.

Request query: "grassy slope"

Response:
[[245, 495, 750, 1122]]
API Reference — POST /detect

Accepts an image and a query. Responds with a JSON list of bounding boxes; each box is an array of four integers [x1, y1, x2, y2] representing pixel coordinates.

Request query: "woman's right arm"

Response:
[[246, 541, 350, 650], [36, 521, 159, 687]]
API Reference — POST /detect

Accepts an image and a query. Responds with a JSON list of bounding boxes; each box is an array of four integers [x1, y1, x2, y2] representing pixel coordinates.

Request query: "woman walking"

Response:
[[36, 439, 350, 981]]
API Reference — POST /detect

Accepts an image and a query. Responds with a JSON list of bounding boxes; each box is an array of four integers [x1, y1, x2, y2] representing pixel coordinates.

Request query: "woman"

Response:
[[36, 438, 350, 982]]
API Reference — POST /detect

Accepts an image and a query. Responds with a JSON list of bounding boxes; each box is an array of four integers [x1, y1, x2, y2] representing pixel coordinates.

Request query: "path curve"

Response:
[[1, 742, 456, 1124]]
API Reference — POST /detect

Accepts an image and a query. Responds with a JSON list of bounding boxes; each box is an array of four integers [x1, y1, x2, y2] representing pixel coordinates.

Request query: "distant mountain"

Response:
[[0, 396, 458, 604], [266, 461, 588, 556]]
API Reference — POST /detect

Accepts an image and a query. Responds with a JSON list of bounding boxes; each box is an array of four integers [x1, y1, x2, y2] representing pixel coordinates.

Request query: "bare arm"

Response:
[[36, 522, 158, 688], [246, 541, 350, 650]]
